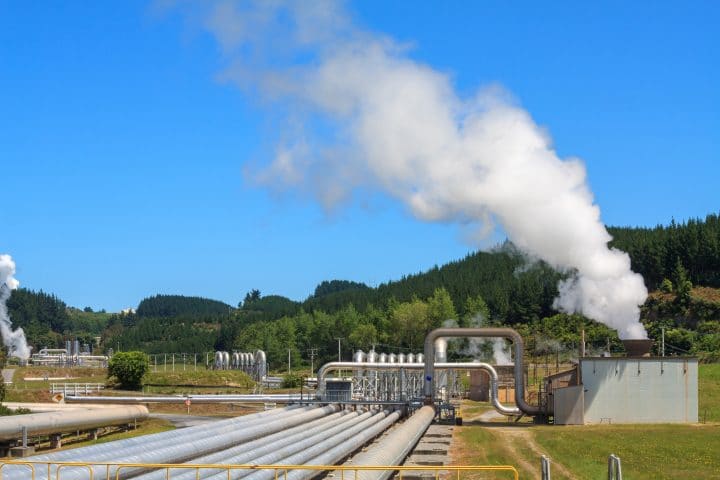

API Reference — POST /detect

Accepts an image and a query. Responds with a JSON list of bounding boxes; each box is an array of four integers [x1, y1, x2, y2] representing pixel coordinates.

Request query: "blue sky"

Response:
[[1, 1, 718, 311]]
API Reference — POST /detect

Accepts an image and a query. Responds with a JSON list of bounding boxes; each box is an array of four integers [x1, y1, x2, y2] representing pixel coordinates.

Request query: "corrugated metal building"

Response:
[[552, 357, 698, 424]]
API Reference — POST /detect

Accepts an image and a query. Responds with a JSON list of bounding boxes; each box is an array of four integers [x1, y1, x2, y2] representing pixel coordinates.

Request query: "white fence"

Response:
[[50, 383, 105, 395]]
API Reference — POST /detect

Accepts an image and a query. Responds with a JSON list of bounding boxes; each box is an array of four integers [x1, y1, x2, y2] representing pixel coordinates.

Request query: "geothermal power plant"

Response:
[[0, 327, 698, 480]]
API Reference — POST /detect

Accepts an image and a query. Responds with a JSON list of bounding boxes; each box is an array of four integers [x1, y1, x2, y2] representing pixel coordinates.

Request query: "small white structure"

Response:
[[553, 357, 698, 424]]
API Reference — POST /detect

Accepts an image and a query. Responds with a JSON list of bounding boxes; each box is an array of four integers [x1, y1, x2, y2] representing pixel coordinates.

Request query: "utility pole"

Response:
[[288, 349, 291, 374], [661, 327, 665, 357], [335, 338, 343, 362], [308, 348, 318, 376]]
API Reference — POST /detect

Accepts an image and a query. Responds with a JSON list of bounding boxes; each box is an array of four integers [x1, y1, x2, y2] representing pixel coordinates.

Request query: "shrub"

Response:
[[108, 351, 149, 389]]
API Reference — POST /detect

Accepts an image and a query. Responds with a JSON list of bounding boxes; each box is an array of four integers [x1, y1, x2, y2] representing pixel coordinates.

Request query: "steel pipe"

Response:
[[1, 405, 311, 480], [133, 409, 362, 480], [240, 409, 401, 480], [0, 406, 148, 441], [423, 327, 541, 415], [336, 405, 436, 480], [64, 394, 305, 404], [317, 362, 519, 415]]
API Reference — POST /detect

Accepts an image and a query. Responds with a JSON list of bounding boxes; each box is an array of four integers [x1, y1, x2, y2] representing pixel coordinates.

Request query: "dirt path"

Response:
[[482, 425, 577, 480]]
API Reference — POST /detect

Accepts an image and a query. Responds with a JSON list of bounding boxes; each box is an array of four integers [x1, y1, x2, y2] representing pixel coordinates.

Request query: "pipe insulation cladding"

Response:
[[277, 410, 406, 480], [0, 406, 149, 441], [132, 408, 367, 480], [335, 406, 436, 480], [64, 394, 305, 404], [423, 327, 542, 415], [1, 405, 338, 480], [238, 409, 401, 480]]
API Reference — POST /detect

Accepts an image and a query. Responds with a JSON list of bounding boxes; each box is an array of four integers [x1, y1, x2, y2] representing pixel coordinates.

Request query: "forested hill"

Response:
[[609, 212, 720, 289], [136, 295, 232, 317]]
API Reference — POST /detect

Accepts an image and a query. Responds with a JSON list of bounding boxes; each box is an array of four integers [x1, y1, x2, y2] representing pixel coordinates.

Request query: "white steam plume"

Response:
[[0, 254, 31, 360], [187, 1, 648, 339]]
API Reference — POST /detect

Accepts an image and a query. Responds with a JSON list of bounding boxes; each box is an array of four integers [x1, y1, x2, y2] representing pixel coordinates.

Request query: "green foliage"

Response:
[[281, 372, 303, 388], [660, 278, 673, 293], [312, 280, 370, 298], [108, 351, 149, 389], [137, 294, 231, 317]]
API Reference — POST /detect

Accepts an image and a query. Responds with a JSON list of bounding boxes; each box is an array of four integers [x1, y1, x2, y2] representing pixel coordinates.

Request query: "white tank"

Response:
[[416, 353, 424, 363], [406, 353, 415, 363], [388, 353, 397, 364], [366, 350, 377, 363], [214, 351, 224, 369], [378, 353, 387, 363], [232, 352, 240, 369], [354, 350, 366, 363], [397, 353, 406, 363], [222, 351, 230, 369]]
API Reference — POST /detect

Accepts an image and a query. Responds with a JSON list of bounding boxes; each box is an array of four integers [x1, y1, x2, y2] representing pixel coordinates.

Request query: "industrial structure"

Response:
[[29, 341, 109, 367], [1, 327, 700, 479], [213, 350, 268, 381]]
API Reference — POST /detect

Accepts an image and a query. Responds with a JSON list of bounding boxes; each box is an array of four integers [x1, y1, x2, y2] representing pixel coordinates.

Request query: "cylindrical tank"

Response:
[[74, 340, 80, 357], [416, 353, 424, 363], [222, 351, 230, 369], [397, 353, 406, 364], [378, 353, 387, 363], [388, 353, 397, 364], [366, 350, 377, 363], [232, 352, 240, 369], [255, 350, 267, 379], [214, 351, 224, 369], [434, 339, 447, 363], [354, 350, 365, 363], [406, 353, 415, 363]]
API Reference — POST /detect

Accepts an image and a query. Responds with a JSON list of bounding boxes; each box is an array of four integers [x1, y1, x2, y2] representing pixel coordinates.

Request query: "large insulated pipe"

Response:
[[0, 406, 148, 441], [423, 327, 541, 415], [336, 406, 436, 480], [4, 406, 339, 480], [199, 409, 379, 480], [239, 409, 400, 480], [133, 409, 362, 480], [317, 362, 519, 415], [1, 405, 308, 480], [278, 410, 405, 480]]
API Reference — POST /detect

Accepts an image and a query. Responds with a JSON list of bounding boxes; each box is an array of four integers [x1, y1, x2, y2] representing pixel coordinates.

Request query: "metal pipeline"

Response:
[[317, 362, 520, 416], [423, 327, 542, 415], [1, 405, 313, 480], [0, 406, 149, 441], [336, 405, 436, 480], [133, 408, 363, 480], [280, 409, 405, 480], [239, 409, 401, 480], [64, 394, 305, 404]]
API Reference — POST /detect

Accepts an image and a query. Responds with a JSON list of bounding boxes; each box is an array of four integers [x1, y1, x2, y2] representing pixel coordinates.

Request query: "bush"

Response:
[[108, 351, 149, 389], [281, 372, 303, 388]]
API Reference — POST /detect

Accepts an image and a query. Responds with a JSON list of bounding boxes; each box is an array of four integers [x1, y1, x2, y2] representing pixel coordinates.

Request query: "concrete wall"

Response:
[[580, 358, 698, 424]]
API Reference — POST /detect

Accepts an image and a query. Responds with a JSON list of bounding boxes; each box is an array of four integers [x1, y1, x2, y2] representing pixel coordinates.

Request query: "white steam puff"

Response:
[[0, 254, 31, 359], [191, 1, 648, 339]]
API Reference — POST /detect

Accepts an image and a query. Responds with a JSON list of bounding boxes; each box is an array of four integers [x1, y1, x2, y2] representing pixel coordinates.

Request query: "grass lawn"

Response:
[[533, 424, 720, 479], [699, 363, 720, 422]]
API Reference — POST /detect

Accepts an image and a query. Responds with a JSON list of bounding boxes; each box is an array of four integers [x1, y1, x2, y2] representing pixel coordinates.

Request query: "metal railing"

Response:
[[0, 461, 519, 480], [49, 383, 105, 395]]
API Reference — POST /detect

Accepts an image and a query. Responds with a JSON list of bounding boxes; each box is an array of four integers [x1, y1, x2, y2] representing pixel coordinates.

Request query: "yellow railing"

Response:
[[0, 460, 519, 480]]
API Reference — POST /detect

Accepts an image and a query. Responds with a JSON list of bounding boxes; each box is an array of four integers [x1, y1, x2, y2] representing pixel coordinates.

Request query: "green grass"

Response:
[[143, 369, 254, 388], [699, 363, 720, 422], [454, 426, 536, 479], [533, 424, 720, 479]]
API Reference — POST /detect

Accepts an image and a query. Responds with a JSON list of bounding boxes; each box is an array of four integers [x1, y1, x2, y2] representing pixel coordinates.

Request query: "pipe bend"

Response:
[[423, 327, 541, 416]]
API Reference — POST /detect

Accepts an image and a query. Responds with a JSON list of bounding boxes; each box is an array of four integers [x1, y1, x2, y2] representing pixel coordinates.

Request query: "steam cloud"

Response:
[[0, 254, 31, 359], [187, 1, 648, 339]]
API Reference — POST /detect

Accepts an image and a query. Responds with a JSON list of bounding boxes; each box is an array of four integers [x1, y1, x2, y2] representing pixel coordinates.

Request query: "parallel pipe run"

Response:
[[423, 327, 542, 415], [133, 409, 364, 480], [317, 362, 519, 416], [0, 405, 313, 480], [241, 409, 402, 480], [336, 405, 436, 480], [0, 406, 149, 441]]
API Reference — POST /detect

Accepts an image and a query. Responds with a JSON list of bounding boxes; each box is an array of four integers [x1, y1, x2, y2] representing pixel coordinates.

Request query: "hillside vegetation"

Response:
[[5, 212, 720, 370]]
